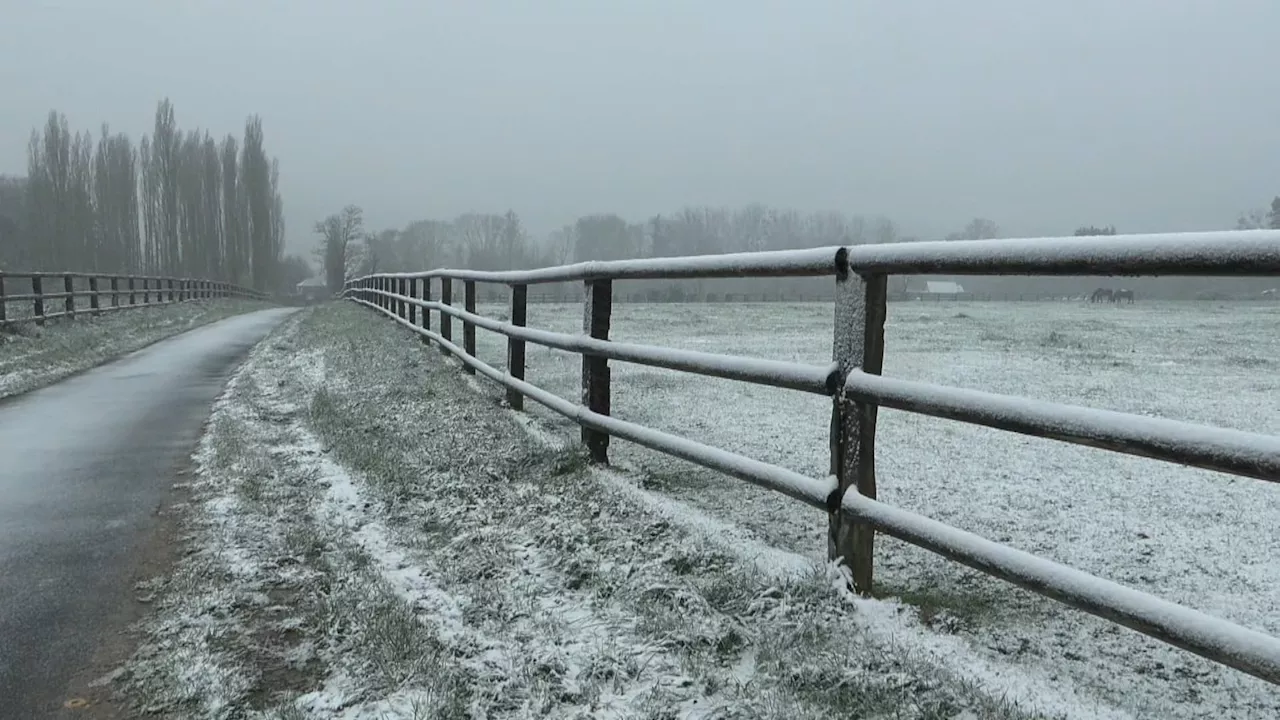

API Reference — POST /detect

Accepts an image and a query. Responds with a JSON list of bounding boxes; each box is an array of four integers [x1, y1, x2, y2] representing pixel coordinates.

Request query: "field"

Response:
[[464, 298, 1280, 718]]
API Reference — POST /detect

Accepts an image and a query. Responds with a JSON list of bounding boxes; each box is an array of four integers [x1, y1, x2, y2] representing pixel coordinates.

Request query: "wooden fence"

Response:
[[344, 229, 1280, 686], [0, 271, 266, 326]]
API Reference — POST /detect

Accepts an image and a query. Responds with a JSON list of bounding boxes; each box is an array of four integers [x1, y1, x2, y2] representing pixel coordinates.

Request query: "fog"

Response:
[[3, 1, 1278, 243]]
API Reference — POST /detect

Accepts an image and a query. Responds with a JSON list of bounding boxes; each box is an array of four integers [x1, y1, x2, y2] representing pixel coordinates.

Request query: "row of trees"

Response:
[[1, 100, 288, 293], [317, 197, 1280, 301], [315, 204, 909, 297]]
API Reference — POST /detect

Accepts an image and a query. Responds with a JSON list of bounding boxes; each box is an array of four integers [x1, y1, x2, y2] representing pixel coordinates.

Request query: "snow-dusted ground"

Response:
[[462, 299, 1280, 719], [120, 304, 1114, 719], [0, 297, 271, 399]]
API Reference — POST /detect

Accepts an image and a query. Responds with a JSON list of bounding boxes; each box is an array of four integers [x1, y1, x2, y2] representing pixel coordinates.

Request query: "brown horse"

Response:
[[1089, 288, 1113, 303], [1114, 288, 1135, 304]]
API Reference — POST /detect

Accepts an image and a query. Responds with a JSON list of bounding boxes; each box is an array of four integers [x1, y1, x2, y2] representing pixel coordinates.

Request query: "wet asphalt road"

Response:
[[0, 308, 294, 717]]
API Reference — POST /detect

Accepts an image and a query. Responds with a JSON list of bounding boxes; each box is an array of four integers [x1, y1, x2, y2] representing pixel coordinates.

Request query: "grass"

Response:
[[117, 301, 1109, 718]]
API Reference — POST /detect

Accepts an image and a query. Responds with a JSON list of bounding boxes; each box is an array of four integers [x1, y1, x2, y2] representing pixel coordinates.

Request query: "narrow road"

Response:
[[0, 308, 294, 717]]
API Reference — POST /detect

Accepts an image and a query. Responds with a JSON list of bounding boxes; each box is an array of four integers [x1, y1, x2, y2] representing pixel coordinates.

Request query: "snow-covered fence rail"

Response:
[[0, 271, 265, 326], [344, 228, 1280, 685]]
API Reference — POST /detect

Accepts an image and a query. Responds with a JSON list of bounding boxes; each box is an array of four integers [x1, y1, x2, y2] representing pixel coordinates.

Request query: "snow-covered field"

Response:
[[120, 304, 1114, 719], [459, 298, 1280, 719], [0, 298, 271, 399]]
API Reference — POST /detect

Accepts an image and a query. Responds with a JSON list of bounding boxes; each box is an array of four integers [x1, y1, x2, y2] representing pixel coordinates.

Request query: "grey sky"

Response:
[[3, 0, 1278, 250]]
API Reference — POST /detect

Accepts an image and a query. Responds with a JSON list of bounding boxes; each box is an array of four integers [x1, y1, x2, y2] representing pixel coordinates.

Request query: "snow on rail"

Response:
[[841, 229, 1280, 276], [841, 491, 1280, 685], [844, 371, 1280, 483], [354, 246, 844, 285], [374, 289, 837, 394], [351, 294, 1280, 687]]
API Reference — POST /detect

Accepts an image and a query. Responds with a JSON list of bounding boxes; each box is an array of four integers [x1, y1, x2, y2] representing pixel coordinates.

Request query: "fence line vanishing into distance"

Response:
[[0, 271, 267, 326], [344, 228, 1280, 686]]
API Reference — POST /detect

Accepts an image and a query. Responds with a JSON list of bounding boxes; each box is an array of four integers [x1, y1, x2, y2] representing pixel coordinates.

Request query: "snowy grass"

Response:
[[116, 303, 1078, 719], [0, 297, 272, 399], [461, 298, 1280, 719]]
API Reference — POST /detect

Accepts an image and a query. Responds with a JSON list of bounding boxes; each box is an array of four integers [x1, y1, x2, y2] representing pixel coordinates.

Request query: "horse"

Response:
[[1114, 288, 1135, 304], [1089, 288, 1113, 303]]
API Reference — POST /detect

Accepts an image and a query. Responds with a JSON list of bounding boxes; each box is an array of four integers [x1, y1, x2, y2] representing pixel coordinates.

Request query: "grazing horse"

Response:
[[1114, 288, 1135, 304], [1090, 288, 1113, 303]]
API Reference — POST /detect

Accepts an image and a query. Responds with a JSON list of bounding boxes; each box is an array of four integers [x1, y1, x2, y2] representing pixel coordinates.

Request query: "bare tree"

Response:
[[315, 205, 364, 293]]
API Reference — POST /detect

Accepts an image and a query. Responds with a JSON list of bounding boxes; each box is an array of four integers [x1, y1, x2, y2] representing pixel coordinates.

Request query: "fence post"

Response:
[[463, 280, 477, 373], [33, 275, 45, 324], [399, 278, 408, 318], [408, 278, 418, 324], [581, 279, 612, 463], [829, 256, 888, 596], [167, 278, 175, 303], [128, 277, 136, 305], [110, 277, 119, 308], [440, 277, 452, 353], [89, 276, 101, 315], [64, 274, 75, 318], [0, 274, 6, 325], [421, 277, 432, 344], [507, 284, 527, 410]]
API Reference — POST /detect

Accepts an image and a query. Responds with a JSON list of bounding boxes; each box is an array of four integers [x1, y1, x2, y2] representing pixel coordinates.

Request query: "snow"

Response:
[[353, 297, 836, 508], [450, 297, 1280, 718], [839, 488, 1280, 683], [843, 228, 1280, 275], [844, 369, 1280, 481], [356, 245, 845, 285], [411, 294, 837, 394]]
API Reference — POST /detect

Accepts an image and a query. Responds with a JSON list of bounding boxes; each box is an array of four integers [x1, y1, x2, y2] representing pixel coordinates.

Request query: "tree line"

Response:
[[317, 197, 1280, 301], [315, 204, 906, 299], [0, 99, 288, 293]]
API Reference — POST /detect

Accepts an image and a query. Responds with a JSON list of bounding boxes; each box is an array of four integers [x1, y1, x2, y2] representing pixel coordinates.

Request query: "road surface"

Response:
[[0, 308, 294, 717]]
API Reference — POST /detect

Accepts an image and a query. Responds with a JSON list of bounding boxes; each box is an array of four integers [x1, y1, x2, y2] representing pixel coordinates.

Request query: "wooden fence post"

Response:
[[0, 274, 6, 325], [829, 256, 888, 596], [33, 275, 45, 324], [421, 277, 432, 345], [64, 274, 75, 318], [110, 277, 119, 308], [463, 280, 477, 373], [507, 284, 527, 410], [582, 279, 612, 463], [168, 278, 176, 303], [408, 278, 418, 324], [89, 276, 101, 315], [128, 277, 137, 305], [399, 278, 408, 318], [440, 277, 452, 353]]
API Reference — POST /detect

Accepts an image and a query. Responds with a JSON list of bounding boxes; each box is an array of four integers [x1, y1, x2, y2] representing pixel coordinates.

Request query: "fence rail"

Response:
[[0, 270, 266, 326], [343, 228, 1280, 686]]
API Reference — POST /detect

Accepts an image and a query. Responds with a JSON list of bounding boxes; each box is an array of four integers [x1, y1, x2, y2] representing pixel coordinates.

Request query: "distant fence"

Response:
[[345, 229, 1280, 686], [496, 291, 1088, 304], [0, 271, 267, 326]]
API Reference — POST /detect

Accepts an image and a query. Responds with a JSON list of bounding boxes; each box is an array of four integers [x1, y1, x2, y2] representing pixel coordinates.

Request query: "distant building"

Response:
[[903, 279, 966, 299], [295, 276, 329, 303]]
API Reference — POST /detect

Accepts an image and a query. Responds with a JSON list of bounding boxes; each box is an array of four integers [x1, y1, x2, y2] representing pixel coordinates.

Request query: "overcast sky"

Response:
[[3, 0, 1278, 251]]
